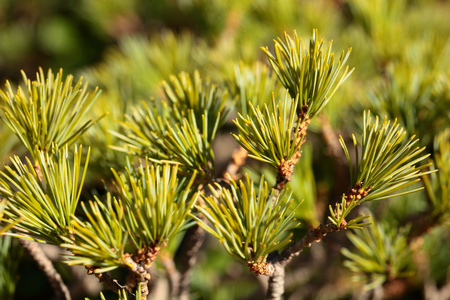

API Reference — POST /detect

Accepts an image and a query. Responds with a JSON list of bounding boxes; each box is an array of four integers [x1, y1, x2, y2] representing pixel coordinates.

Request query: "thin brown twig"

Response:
[[19, 238, 72, 300], [265, 114, 310, 299], [174, 223, 206, 300], [87, 268, 127, 294], [160, 253, 181, 297], [265, 180, 371, 299], [270, 220, 343, 271], [272, 118, 309, 193], [266, 263, 285, 300], [264, 221, 345, 300], [223, 146, 248, 181]]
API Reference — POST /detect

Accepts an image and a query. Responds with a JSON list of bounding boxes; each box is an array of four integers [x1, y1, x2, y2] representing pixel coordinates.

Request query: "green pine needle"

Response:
[[61, 194, 128, 272], [261, 29, 353, 119], [111, 161, 199, 248], [0, 68, 102, 160], [113, 71, 231, 178], [111, 99, 172, 159], [339, 110, 435, 203], [0, 145, 90, 244], [233, 92, 302, 169], [162, 70, 231, 141], [195, 174, 301, 263]]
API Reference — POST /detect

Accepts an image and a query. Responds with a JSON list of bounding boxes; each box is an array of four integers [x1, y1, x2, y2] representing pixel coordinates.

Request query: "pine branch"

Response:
[[270, 220, 343, 269], [251, 29, 353, 195], [194, 174, 300, 276], [62, 161, 199, 297], [19, 239, 71, 300], [266, 263, 284, 300], [330, 111, 435, 228], [261, 29, 353, 119], [112, 161, 200, 249], [0, 145, 90, 244], [264, 110, 435, 297], [233, 93, 308, 193], [113, 71, 231, 179]]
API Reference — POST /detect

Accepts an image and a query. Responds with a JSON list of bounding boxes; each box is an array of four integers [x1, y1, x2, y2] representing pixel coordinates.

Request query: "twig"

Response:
[[264, 221, 343, 299], [278, 220, 343, 265], [126, 246, 160, 298], [174, 223, 206, 300], [425, 280, 450, 300], [160, 253, 181, 297], [266, 263, 285, 300], [19, 238, 71, 300], [273, 118, 309, 193], [88, 269, 128, 294], [265, 114, 311, 298], [223, 146, 248, 181], [33, 163, 44, 183]]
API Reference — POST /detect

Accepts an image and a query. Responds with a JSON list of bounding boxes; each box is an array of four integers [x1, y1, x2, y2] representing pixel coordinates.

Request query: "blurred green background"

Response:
[[0, 0, 449, 299]]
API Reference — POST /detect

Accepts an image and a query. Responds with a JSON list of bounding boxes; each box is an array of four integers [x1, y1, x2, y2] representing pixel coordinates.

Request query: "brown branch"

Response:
[[273, 118, 310, 193], [125, 246, 160, 298], [264, 221, 345, 299], [160, 253, 181, 297], [265, 180, 370, 298], [223, 146, 248, 181], [174, 223, 206, 300], [124, 255, 151, 298], [265, 114, 311, 298], [271, 220, 343, 272], [87, 267, 128, 294], [19, 239, 71, 300], [266, 263, 285, 300], [33, 163, 44, 183]]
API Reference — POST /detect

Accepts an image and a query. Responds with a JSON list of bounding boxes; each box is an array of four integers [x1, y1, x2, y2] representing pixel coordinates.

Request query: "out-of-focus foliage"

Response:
[[0, 236, 23, 300], [423, 129, 450, 222], [342, 221, 415, 290]]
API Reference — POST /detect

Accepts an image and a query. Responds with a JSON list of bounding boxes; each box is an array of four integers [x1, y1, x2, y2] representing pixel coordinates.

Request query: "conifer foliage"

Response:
[[0, 18, 447, 300]]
